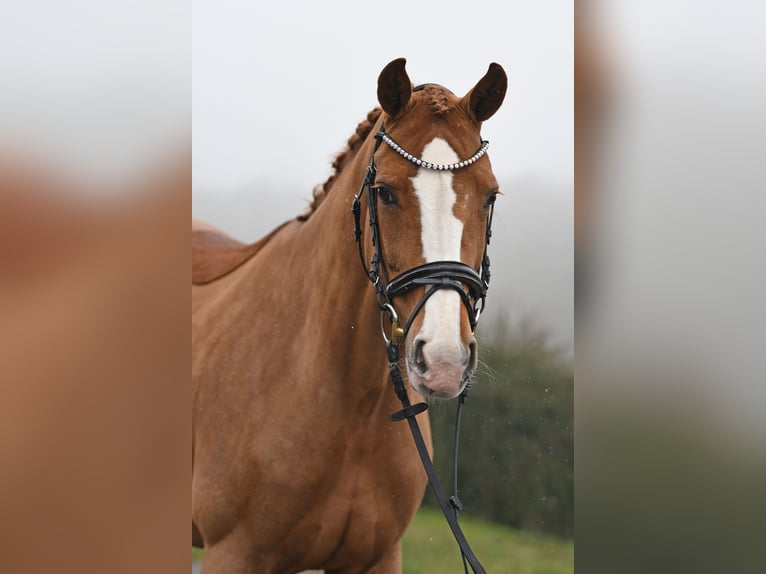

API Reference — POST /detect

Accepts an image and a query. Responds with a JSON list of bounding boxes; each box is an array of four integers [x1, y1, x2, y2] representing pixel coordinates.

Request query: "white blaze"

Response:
[[410, 138, 464, 363]]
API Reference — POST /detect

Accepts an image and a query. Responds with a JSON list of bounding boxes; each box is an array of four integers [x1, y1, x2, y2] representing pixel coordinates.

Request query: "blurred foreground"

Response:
[[1, 2, 190, 571], [0, 159, 190, 573], [577, 2, 766, 572]]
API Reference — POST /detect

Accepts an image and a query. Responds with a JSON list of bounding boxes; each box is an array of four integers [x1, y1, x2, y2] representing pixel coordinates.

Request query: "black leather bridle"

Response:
[[351, 120, 496, 574], [352, 122, 495, 344]]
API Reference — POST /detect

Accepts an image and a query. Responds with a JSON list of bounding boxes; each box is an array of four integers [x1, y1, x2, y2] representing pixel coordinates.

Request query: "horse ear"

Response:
[[463, 63, 508, 123], [377, 58, 412, 119]]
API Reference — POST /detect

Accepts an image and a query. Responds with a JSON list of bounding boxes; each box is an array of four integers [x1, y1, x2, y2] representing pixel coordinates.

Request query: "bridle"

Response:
[[351, 122, 495, 346], [351, 117, 496, 574]]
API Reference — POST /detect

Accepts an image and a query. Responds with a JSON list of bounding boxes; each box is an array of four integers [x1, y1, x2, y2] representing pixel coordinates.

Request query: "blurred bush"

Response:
[[424, 319, 573, 538]]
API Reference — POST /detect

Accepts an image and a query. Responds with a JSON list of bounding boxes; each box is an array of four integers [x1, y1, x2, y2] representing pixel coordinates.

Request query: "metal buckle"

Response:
[[379, 304, 405, 345]]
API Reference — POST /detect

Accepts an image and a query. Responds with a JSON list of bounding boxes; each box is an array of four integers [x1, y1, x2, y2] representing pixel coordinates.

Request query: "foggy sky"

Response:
[[192, 0, 574, 193]]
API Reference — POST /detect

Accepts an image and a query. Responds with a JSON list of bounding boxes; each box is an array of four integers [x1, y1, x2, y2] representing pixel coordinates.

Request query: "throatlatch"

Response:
[[352, 120, 497, 574]]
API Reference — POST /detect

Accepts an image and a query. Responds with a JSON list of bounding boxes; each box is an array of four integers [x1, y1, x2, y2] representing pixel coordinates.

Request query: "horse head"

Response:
[[359, 58, 507, 400]]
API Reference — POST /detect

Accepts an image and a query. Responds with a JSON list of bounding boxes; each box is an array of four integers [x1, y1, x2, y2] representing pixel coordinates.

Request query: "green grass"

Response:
[[192, 509, 573, 573], [402, 508, 573, 574]]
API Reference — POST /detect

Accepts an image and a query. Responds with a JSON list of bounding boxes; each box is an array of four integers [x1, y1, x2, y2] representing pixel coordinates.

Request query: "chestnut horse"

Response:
[[192, 58, 507, 573]]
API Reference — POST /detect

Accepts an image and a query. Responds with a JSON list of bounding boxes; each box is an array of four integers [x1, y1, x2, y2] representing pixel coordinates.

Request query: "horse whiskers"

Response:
[[474, 357, 499, 385]]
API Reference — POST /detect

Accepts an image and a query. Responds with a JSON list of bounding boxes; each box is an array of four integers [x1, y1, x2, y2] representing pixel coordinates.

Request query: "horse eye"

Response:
[[376, 186, 397, 205]]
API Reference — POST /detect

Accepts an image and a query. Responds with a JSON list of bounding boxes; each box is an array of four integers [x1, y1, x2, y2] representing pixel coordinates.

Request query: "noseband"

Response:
[[351, 120, 496, 574], [351, 122, 495, 345]]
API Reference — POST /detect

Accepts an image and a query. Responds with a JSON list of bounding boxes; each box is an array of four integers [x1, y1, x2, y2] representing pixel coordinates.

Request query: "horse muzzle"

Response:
[[406, 333, 477, 399]]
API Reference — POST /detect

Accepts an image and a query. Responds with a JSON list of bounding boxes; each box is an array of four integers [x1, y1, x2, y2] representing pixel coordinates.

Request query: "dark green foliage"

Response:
[[423, 325, 573, 538]]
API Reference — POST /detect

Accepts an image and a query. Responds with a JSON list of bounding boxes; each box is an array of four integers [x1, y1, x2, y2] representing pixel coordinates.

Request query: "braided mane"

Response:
[[423, 85, 452, 116], [297, 107, 383, 221]]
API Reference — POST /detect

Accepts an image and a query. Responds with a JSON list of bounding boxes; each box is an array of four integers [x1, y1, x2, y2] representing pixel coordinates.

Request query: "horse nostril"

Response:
[[414, 339, 428, 374], [467, 341, 477, 368]]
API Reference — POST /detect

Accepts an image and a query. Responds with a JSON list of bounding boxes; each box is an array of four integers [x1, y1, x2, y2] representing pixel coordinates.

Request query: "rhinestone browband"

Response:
[[380, 133, 489, 171]]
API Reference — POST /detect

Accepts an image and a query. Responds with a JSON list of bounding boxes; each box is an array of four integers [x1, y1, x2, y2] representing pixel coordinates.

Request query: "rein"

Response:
[[351, 122, 495, 574]]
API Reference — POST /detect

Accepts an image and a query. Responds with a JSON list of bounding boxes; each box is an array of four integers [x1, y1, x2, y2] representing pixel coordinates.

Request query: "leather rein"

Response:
[[351, 121, 495, 574]]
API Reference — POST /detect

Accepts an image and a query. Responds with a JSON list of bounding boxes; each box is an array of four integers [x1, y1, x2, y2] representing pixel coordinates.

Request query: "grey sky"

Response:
[[193, 0, 573, 194]]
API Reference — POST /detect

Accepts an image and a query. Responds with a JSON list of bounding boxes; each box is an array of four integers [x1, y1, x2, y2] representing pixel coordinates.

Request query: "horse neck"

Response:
[[287, 129, 389, 382]]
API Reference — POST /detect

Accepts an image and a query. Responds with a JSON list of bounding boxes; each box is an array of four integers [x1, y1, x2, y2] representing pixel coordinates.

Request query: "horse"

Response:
[[192, 58, 507, 574]]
